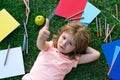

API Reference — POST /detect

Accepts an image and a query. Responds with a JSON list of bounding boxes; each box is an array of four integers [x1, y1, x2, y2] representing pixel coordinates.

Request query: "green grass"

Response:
[[0, 0, 120, 80]]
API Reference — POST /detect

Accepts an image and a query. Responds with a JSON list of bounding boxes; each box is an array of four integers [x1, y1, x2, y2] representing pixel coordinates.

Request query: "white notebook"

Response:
[[0, 47, 25, 79]]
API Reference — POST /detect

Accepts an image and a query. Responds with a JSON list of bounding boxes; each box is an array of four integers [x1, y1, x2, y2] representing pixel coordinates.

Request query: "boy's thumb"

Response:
[[44, 18, 50, 29]]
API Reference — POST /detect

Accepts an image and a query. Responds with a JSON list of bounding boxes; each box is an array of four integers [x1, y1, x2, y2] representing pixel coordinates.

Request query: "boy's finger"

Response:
[[44, 18, 50, 29]]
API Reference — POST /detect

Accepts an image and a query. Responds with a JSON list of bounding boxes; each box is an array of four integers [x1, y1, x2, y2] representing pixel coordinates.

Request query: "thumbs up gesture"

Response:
[[38, 18, 50, 41]]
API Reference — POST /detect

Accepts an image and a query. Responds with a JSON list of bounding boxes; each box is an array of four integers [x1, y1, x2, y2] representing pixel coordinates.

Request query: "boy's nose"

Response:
[[62, 40, 67, 46]]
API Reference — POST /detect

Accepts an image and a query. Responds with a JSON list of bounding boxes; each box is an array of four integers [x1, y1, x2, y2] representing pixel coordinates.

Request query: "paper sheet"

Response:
[[0, 47, 25, 79]]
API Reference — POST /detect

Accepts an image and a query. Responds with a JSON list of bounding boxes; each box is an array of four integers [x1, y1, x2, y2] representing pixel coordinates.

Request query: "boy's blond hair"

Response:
[[52, 22, 91, 59]]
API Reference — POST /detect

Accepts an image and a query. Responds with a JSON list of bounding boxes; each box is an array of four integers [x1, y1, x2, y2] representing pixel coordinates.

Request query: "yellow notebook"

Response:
[[0, 9, 20, 42]]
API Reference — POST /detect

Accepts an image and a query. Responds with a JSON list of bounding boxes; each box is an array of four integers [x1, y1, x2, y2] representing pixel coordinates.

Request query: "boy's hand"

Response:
[[39, 18, 50, 41]]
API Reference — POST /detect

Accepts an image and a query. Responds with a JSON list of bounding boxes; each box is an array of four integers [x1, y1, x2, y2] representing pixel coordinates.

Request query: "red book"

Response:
[[55, 0, 87, 19]]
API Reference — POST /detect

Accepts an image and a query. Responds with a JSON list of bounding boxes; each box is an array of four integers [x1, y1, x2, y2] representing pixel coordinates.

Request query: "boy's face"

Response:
[[57, 32, 75, 54]]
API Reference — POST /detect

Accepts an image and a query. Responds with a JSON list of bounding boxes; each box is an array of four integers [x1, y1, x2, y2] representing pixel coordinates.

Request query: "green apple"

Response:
[[35, 15, 45, 26]]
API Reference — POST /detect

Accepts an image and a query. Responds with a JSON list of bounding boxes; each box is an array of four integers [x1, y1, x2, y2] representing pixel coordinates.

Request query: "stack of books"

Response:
[[54, 0, 101, 26], [102, 39, 120, 80]]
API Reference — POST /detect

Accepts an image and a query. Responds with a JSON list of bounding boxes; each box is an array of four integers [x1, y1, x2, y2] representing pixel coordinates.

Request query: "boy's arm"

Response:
[[78, 47, 100, 64], [36, 18, 50, 51], [37, 37, 49, 51]]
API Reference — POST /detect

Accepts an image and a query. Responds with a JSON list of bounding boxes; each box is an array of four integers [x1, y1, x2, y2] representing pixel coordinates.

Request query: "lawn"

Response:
[[0, 0, 120, 80]]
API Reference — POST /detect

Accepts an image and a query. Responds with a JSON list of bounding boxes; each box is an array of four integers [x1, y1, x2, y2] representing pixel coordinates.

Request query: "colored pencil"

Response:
[[108, 26, 112, 42], [23, 0, 30, 25], [65, 16, 84, 22], [112, 15, 120, 23], [65, 10, 84, 21], [4, 44, 10, 66], [104, 18, 107, 36], [96, 17, 99, 37], [105, 24, 109, 43], [23, 0, 30, 12], [48, 7, 56, 20], [99, 18, 102, 36], [115, 4, 118, 19], [103, 25, 116, 42]]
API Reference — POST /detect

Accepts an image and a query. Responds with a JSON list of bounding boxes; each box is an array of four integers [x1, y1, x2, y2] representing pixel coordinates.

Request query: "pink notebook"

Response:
[[55, 0, 87, 19]]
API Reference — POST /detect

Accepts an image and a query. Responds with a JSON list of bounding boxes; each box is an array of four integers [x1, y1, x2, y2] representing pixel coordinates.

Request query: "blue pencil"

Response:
[[96, 17, 99, 37], [23, 20, 28, 54]]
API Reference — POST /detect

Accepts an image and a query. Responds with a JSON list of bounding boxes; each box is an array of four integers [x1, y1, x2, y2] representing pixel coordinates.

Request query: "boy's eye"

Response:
[[69, 42, 73, 46], [62, 36, 66, 39]]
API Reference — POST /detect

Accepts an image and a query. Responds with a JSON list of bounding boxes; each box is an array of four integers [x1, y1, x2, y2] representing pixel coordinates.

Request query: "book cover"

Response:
[[101, 39, 120, 68], [0, 9, 20, 42], [108, 46, 120, 80], [80, 2, 101, 26], [54, 0, 87, 19]]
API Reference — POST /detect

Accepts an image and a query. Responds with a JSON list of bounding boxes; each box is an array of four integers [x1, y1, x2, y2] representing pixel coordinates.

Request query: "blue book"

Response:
[[101, 39, 120, 68], [112, 46, 120, 64], [80, 2, 101, 26], [108, 46, 120, 80]]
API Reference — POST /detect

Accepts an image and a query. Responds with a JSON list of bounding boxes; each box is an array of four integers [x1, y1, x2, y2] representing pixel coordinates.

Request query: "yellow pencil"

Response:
[[4, 44, 10, 66], [115, 4, 118, 19], [103, 25, 116, 42]]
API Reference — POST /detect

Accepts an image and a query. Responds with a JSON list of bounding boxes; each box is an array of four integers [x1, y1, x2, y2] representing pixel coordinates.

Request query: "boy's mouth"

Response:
[[60, 45, 65, 50]]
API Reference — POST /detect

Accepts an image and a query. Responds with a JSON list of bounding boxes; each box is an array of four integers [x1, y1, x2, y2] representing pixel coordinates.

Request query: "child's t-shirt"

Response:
[[22, 41, 80, 80]]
